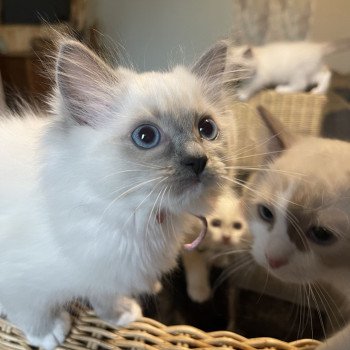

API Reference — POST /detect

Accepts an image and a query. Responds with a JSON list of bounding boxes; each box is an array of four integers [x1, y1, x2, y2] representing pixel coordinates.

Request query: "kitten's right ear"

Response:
[[56, 40, 117, 127], [256, 105, 296, 154]]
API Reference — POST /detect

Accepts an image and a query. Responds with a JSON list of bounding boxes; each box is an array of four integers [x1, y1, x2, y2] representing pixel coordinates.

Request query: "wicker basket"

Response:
[[233, 90, 328, 168], [0, 308, 322, 350]]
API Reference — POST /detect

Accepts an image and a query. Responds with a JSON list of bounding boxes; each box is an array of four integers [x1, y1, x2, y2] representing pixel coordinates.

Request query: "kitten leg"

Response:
[[275, 79, 308, 94], [90, 295, 142, 326], [226, 282, 238, 331], [5, 306, 71, 350], [311, 67, 331, 94], [182, 250, 211, 303]]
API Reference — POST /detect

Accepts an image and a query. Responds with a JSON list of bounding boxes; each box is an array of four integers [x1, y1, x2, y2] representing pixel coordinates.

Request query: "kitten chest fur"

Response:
[[0, 115, 185, 300]]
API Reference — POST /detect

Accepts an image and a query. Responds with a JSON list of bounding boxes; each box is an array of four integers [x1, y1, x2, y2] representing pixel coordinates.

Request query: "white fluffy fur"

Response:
[[0, 40, 234, 349]]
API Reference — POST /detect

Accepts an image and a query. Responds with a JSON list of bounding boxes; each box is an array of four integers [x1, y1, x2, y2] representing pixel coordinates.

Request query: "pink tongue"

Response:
[[184, 215, 208, 251]]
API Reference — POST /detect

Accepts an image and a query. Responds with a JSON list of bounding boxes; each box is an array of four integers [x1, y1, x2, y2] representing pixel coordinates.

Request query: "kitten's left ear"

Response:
[[56, 40, 117, 127], [192, 40, 229, 83]]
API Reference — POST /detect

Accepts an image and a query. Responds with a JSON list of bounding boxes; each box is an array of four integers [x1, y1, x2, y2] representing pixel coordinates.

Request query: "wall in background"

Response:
[[90, 0, 233, 71], [311, 0, 350, 74], [90, 0, 350, 73]]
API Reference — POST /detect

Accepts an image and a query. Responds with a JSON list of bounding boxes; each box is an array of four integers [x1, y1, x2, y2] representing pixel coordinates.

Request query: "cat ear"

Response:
[[192, 40, 229, 85], [56, 40, 117, 127], [256, 105, 296, 153]]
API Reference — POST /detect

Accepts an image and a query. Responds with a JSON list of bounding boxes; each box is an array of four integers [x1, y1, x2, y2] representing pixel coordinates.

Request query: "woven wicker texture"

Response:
[[233, 90, 327, 167], [0, 309, 322, 350]]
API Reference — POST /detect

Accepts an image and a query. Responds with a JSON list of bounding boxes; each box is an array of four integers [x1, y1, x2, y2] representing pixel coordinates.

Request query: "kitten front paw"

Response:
[[26, 311, 71, 350], [104, 297, 143, 326], [187, 284, 211, 303]]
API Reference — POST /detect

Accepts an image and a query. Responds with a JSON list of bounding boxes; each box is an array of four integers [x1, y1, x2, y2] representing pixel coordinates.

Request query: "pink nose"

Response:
[[266, 254, 288, 269]]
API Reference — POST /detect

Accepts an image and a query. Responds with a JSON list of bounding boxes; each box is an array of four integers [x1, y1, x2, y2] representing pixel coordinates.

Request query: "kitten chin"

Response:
[[170, 182, 224, 217]]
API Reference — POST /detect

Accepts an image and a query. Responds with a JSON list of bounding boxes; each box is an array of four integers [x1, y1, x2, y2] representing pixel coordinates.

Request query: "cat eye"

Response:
[[131, 124, 161, 149], [257, 204, 274, 223], [211, 219, 221, 227], [198, 117, 218, 141], [307, 226, 337, 246], [233, 221, 242, 230]]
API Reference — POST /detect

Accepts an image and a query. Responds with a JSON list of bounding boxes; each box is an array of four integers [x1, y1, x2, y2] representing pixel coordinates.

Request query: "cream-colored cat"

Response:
[[243, 106, 350, 349], [182, 190, 249, 303]]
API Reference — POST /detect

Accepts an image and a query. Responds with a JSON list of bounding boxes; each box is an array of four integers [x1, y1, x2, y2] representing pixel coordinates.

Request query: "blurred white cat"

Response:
[[228, 38, 350, 100], [182, 190, 249, 303]]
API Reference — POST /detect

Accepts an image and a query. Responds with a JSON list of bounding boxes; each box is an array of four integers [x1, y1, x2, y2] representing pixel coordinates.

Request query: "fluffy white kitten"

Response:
[[0, 39, 235, 349], [182, 190, 249, 303], [228, 38, 350, 100]]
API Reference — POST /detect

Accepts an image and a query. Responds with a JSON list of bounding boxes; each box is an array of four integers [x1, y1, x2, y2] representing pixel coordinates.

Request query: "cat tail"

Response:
[[323, 38, 350, 55]]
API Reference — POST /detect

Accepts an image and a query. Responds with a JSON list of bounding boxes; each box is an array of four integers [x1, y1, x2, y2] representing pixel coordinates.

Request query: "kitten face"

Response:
[[244, 126, 350, 285], [106, 68, 228, 215], [206, 191, 248, 249], [49, 40, 233, 226]]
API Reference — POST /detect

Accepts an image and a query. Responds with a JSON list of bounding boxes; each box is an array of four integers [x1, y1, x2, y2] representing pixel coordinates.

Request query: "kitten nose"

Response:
[[222, 235, 231, 245], [265, 254, 288, 269], [182, 155, 208, 176]]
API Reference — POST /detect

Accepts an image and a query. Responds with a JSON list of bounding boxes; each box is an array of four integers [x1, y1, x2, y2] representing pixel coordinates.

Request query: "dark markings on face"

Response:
[[285, 189, 326, 252], [286, 204, 312, 252]]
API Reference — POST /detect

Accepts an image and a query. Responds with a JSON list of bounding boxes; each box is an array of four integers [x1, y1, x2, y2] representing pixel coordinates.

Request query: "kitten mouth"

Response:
[[183, 215, 208, 251]]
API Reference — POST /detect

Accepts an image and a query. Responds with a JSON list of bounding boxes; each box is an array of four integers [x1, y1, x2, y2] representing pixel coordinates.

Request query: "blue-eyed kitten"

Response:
[[0, 39, 237, 349]]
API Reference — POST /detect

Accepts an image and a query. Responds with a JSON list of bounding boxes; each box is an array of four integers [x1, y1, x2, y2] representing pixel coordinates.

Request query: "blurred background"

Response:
[[1, 0, 350, 343], [1, 0, 350, 108]]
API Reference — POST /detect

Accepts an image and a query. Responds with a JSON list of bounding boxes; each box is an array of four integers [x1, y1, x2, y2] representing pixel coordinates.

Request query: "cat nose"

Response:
[[222, 235, 231, 245], [182, 155, 208, 176], [265, 254, 288, 269]]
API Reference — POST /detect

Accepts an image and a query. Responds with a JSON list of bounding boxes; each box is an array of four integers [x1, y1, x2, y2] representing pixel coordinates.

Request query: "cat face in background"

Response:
[[206, 191, 248, 250], [243, 107, 350, 286]]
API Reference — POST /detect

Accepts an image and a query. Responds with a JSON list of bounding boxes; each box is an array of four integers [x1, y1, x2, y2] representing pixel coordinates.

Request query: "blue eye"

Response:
[[307, 226, 336, 246], [198, 117, 218, 140], [131, 124, 161, 149], [258, 204, 274, 223]]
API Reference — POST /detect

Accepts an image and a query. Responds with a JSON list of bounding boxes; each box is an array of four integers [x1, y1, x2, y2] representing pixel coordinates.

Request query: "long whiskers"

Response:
[[101, 176, 164, 219]]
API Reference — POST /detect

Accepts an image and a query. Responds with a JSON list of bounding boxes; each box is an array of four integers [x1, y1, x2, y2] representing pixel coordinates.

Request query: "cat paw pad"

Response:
[[26, 311, 71, 350]]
